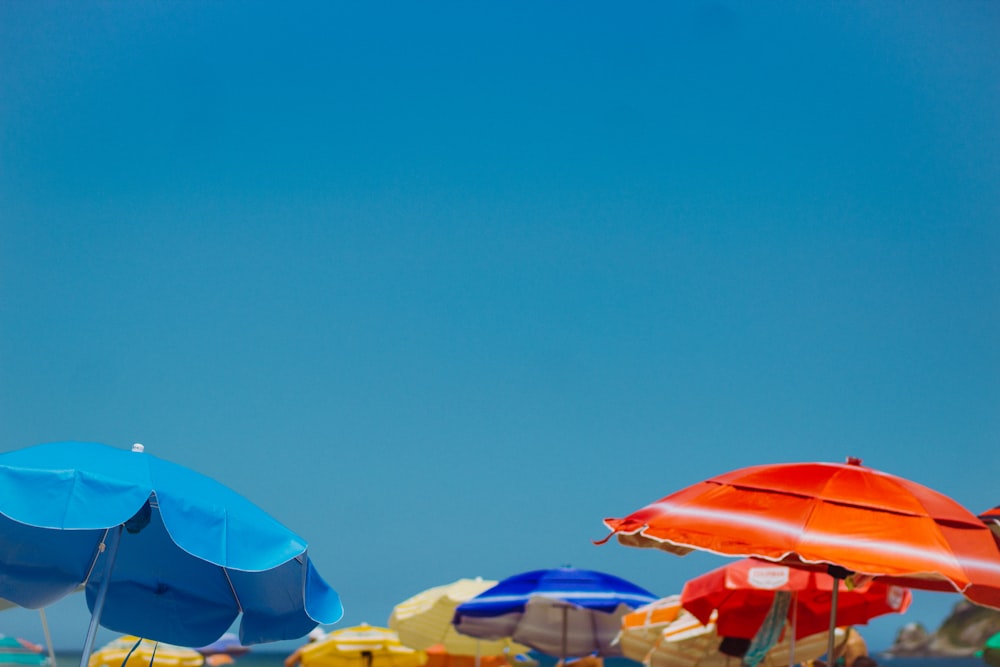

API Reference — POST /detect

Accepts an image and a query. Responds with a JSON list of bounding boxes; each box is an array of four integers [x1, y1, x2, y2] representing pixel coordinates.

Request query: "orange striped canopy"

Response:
[[601, 458, 1000, 609]]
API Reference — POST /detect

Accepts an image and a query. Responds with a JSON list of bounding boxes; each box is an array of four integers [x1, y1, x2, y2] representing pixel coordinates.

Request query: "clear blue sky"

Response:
[[1, 0, 998, 655]]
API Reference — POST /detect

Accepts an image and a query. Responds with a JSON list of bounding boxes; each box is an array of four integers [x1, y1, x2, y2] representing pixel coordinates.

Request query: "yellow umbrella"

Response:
[[618, 602, 846, 667], [286, 624, 427, 667], [389, 578, 529, 657], [88, 636, 204, 667]]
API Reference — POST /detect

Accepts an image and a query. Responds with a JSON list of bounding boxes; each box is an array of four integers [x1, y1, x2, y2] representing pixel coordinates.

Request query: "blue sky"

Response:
[[1, 0, 999, 655]]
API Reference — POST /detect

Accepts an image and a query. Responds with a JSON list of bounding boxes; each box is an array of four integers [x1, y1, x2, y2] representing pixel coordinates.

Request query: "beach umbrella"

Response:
[[285, 624, 427, 667], [978, 507, 1000, 539], [389, 578, 529, 659], [1, 597, 64, 667], [0, 441, 344, 666], [422, 645, 528, 667], [680, 559, 911, 641], [196, 634, 250, 658], [452, 567, 659, 660], [616, 596, 684, 662], [0, 635, 50, 667], [599, 457, 1000, 662], [618, 603, 846, 667], [87, 636, 204, 667]]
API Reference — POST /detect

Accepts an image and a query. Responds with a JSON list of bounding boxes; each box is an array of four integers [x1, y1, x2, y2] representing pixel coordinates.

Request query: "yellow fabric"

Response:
[[288, 625, 427, 667], [88, 636, 204, 667], [389, 578, 529, 656]]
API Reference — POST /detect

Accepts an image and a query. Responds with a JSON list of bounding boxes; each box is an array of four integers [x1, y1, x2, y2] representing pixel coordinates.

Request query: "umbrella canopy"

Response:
[[599, 457, 1000, 659], [285, 625, 427, 667], [0, 441, 343, 655], [452, 567, 659, 659], [87, 636, 204, 667], [422, 645, 520, 667], [601, 458, 1000, 603], [978, 507, 1000, 540], [0, 636, 50, 667], [616, 595, 684, 661], [196, 634, 251, 657], [618, 604, 845, 667], [680, 559, 911, 640], [389, 578, 529, 656]]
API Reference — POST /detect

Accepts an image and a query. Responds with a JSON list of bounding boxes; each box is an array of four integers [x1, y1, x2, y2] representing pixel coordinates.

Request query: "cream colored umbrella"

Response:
[[615, 595, 683, 662], [389, 578, 529, 657], [618, 601, 846, 667]]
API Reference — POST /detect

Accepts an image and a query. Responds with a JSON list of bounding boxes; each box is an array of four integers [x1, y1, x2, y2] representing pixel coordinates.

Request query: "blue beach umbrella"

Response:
[[0, 441, 344, 666], [452, 567, 658, 660]]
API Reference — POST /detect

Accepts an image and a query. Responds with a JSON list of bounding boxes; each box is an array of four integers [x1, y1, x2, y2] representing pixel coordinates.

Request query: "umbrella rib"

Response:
[[223, 569, 244, 613], [82, 528, 112, 586]]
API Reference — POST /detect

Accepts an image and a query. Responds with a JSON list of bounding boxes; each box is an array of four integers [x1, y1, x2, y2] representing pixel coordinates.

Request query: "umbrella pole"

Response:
[[561, 605, 568, 665], [79, 526, 124, 667], [475, 641, 480, 667], [825, 567, 848, 667], [788, 593, 797, 667], [39, 608, 57, 667]]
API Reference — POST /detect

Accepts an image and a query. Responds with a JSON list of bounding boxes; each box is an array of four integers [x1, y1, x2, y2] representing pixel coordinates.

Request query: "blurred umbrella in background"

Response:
[[87, 636, 204, 667], [452, 567, 658, 661], [617, 601, 846, 667], [285, 624, 427, 667], [977, 507, 1000, 539], [196, 633, 251, 659], [680, 559, 910, 641], [389, 577, 528, 663], [0, 635, 51, 667]]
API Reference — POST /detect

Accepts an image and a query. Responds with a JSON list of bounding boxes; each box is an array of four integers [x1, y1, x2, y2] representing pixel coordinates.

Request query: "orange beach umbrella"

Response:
[[600, 457, 1000, 660]]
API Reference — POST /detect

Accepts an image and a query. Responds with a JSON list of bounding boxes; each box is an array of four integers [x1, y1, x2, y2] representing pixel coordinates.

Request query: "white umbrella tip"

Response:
[[132, 443, 145, 453]]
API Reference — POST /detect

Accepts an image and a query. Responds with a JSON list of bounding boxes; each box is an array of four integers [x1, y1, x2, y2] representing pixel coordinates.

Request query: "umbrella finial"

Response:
[[132, 443, 145, 453], [846, 456, 861, 466]]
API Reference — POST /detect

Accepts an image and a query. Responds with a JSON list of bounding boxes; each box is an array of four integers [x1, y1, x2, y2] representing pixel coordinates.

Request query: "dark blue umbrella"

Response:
[[452, 567, 657, 660], [0, 441, 343, 664]]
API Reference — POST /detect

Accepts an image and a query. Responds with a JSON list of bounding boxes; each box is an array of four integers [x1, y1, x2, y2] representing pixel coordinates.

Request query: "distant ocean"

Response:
[[48, 652, 987, 667]]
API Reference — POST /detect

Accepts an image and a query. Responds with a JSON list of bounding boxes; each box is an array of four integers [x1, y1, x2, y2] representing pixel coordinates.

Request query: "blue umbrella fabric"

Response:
[[452, 567, 658, 659], [0, 441, 343, 656]]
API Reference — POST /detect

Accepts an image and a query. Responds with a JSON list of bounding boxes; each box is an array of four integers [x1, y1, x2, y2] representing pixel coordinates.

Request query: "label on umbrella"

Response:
[[746, 567, 790, 590]]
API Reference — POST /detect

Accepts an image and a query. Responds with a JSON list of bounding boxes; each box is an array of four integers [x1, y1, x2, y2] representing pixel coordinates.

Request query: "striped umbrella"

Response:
[[600, 457, 1000, 662], [618, 604, 846, 667], [285, 625, 427, 667], [389, 578, 528, 658], [452, 567, 659, 660]]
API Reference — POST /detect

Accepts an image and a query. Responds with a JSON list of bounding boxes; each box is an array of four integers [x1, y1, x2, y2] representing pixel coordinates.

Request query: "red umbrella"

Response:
[[598, 457, 1000, 661], [978, 507, 1000, 539], [680, 558, 911, 640]]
